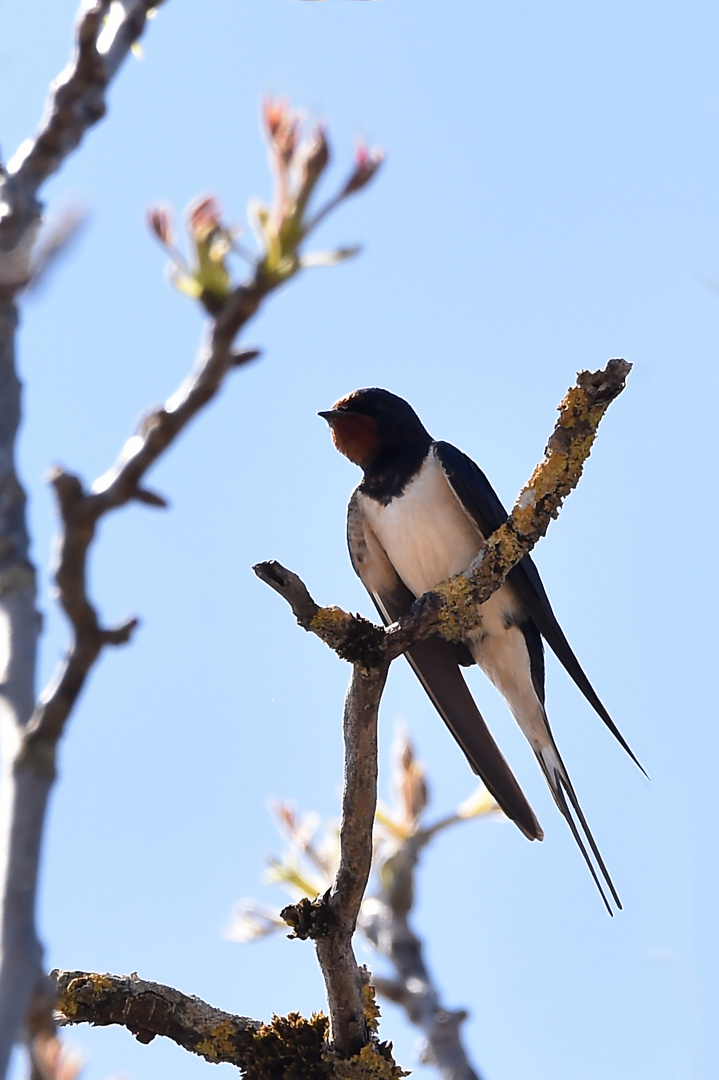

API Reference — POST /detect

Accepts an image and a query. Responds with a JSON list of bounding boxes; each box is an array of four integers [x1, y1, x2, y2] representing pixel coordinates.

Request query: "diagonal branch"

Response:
[[3, 2, 164, 235], [256, 358, 631, 669], [363, 845, 484, 1080], [360, 736, 488, 1080], [21, 281, 267, 756]]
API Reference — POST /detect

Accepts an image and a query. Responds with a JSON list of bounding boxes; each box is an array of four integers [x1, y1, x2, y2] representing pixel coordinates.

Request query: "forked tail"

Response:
[[536, 742, 621, 916]]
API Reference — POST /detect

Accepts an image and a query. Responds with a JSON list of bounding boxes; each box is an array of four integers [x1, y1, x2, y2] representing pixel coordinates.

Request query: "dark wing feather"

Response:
[[434, 441, 644, 774], [346, 490, 543, 842]]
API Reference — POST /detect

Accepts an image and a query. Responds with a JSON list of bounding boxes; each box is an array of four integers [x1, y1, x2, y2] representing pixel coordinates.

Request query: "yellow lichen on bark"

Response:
[[310, 606, 355, 637], [510, 384, 608, 536], [483, 520, 528, 574], [362, 983, 381, 1033], [329, 1042, 409, 1079], [194, 1020, 239, 1062], [56, 974, 115, 1017], [239, 1012, 329, 1079], [433, 575, 477, 641]]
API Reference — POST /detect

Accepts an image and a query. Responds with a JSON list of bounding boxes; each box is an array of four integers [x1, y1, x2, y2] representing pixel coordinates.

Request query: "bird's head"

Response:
[[319, 388, 431, 471]]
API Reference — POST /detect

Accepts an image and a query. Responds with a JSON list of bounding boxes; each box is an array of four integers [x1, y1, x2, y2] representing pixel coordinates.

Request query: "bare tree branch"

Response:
[[0, 5, 168, 1075], [2, 2, 163, 249], [280, 664, 389, 1057], [357, 732, 488, 1080], [0, 270, 273, 1080], [21, 281, 267, 755], [319, 665, 388, 1055]]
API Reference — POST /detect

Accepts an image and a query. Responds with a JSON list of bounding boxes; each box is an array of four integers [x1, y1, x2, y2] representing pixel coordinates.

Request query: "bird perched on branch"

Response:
[[320, 387, 642, 914]]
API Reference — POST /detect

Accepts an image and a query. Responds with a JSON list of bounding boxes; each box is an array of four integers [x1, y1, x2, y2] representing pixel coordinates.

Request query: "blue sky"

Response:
[[2, 2, 719, 1078]]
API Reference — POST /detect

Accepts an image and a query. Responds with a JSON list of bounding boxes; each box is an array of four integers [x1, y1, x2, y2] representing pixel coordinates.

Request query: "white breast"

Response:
[[358, 450, 483, 598], [359, 448, 542, 738]]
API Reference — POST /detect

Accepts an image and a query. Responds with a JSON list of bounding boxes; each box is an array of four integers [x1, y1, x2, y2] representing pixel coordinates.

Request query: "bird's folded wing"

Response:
[[347, 490, 544, 841], [434, 441, 644, 772]]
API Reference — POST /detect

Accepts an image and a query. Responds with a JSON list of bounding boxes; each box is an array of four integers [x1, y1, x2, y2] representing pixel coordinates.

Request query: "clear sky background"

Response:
[[2, 2, 718, 1079]]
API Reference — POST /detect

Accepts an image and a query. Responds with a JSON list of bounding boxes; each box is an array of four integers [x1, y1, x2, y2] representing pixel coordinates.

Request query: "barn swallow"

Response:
[[320, 387, 642, 913]]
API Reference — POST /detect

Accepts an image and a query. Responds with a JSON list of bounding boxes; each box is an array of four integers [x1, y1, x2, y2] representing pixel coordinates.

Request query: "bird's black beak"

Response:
[[319, 408, 361, 423]]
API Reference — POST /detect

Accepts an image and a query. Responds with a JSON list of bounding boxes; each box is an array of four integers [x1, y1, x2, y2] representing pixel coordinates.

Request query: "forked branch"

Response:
[[255, 357, 631, 1059]]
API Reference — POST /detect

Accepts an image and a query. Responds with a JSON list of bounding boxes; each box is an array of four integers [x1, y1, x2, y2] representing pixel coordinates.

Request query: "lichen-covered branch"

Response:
[[54, 970, 262, 1063], [54, 970, 406, 1078], [461, 358, 631, 614], [256, 358, 631, 670]]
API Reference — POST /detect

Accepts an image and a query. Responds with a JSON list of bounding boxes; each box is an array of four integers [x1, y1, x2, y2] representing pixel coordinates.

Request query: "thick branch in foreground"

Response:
[[255, 358, 631, 669]]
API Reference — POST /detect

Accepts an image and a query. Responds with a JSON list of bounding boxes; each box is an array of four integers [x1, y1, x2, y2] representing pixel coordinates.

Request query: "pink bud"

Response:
[[262, 98, 287, 139], [343, 145, 385, 196], [187, 194, 222, 240], [147, 205, 174, 245]]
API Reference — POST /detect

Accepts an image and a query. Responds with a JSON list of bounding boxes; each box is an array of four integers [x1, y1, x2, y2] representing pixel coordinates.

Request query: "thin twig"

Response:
[[360, 733, 486, 1079], [7, 3, 163, 195], [362, 832, 484, 1080]]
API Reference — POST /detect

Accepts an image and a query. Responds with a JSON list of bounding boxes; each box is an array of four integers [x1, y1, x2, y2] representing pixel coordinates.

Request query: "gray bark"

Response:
[[0, 4, 166, 1075], [0, 294, 43, 1079]]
